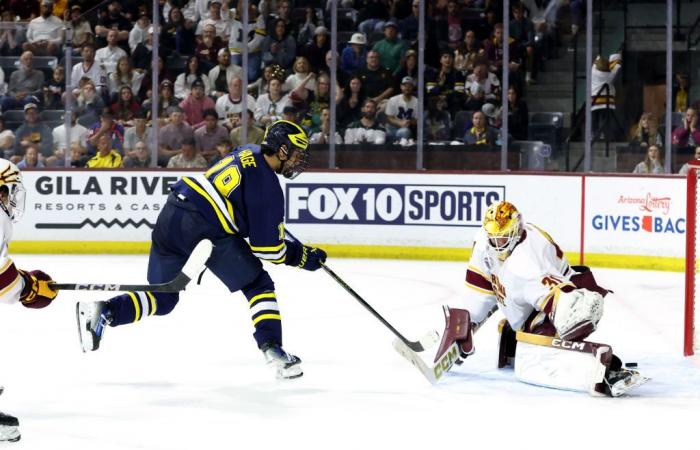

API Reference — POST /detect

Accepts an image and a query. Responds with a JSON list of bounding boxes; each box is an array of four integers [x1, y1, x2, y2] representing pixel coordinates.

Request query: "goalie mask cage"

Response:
[[686, 167, 700, 355]]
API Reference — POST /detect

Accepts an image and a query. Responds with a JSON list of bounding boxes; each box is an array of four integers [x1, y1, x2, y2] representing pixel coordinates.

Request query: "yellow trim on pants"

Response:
[[128, 292, 141, 322], [146, 291, 157, 316], [252, 313, 281, 326]]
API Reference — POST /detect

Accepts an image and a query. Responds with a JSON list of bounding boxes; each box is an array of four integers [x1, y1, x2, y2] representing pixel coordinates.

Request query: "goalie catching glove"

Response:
[[285, 240, 327, 271], [19, 270, 58, 308], [552, 288, 603, 341]]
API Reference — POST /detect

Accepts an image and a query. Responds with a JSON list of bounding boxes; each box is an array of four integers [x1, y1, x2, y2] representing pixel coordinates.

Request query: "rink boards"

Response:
[[10, 170, 687, 271]]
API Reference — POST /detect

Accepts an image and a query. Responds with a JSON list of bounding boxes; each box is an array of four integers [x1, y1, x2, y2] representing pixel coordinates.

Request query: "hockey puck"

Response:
[[625, 362, 638, 368]]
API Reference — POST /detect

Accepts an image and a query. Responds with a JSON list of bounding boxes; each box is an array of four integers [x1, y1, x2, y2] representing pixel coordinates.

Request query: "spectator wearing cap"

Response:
[[393, 49, 418, 93], [373, 20, 408, 74], [208, 49, 244, 99], [142, 79, 179, 123], [67, 5, 94, 50], [17, 145, 44, 169], [1, 51, 44, 112], [12, 103, 53, 159], [341, 33, 368, 76], [87, 108, 125, 155], [356, 50, 395, 106], [52, 113, 88, 159], [167, 137, 208, 169], [194, 109, 229, 162], [95, 29, 128, 75], [463, 111, 498, 147], [261, 19, 297, 71], [158, 106, 194, 167], [357, 0, 391, 37], [215, 76, 257, 129], [255, 77, 290, 127], [229, 109, 264, 148], [281, 106, 299, 124], [302, 26, 331, 73], [175, 56, 212, 100], [385, 76, 418, 145], [180, 79, 216, 129], [197, 24, 225, 74], [123, 110, 152, 156], [128, 11, 151, 53], [95, 1, 131, 46], [86, 133, 122, 168], [24, 0, 64, 57], [195, 0, 231, 41], [72, 44, 108, 94]]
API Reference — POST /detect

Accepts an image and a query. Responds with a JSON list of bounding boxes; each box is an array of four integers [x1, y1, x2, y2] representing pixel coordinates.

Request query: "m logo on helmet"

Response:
[[288, 131, 308, 149]]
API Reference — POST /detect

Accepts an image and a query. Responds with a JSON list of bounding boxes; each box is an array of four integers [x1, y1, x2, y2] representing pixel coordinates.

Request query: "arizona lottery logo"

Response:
[[593, 190, 683, 234], [286, 183, 504, 226], [617, 193, 671, 215]]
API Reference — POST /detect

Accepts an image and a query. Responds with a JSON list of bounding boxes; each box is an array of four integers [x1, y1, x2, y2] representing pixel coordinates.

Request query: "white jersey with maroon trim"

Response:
[[463, 223, 573, 331], [0, 212, 23, 305], [591, 53, 621, 111]]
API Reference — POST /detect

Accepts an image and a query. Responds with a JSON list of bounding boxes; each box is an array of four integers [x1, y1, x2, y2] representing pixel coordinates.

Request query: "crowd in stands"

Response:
[[0, 0, 557, 169]]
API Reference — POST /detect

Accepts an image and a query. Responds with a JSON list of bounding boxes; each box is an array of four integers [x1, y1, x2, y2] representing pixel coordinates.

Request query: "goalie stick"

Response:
[[53, 239, 213, 292], [284, 230, 438, 352]]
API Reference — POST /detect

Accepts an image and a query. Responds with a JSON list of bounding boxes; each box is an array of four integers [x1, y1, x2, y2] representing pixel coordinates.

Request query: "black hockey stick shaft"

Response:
[[285, 230, 427, 352]]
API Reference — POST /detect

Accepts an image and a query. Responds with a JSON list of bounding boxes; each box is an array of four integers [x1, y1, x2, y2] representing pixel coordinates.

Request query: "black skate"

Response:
[[261, 342, 303, 379], [605, 368, 650, 397], [76, 301, 112, 352], [0, 412, 20, 442]]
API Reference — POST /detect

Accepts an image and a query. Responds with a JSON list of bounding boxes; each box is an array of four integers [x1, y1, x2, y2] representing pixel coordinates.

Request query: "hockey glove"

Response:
[[19, 270, 58, 309], [285, 240, 327, 271]]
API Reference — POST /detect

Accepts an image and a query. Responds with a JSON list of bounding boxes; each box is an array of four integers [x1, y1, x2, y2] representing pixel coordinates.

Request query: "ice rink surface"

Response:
[[0, 254, 698, 449]]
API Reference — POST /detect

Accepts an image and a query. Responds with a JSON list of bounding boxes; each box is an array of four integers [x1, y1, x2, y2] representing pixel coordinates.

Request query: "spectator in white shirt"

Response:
[[384, 76, 418, 145], [52, 113, 88, 158], [254, 78, 290, 127], [95, 29, 128, 75], [23, 0, 64, 56], [128, 12, 151, 53], [195, 0, 231, 40], [215, 76, 257, 129], [72, 44, 108, 94]]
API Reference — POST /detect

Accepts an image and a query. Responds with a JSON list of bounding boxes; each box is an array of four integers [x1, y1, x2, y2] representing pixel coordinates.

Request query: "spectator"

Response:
[[266, 0, 297, 40], [196, 24, 225, 74], [455, 30, 484, 74], [261, 19, 297, 71], [123, 110, 152, 156], [95, 29, 128, 76], [131, 27, 155, 71], [52, 113, 88, 158], [679, 146, 700, 175], [194, 0, 214, 22], [302, 72, 332, 129], [464, 62, 500, 110], [208, 49, 245, 99], [507, 87, 529, 141], [373, 20, 408, 74], [309, 107, 342, 144], [356, 50, 394, 106], [427, 50, 464, 114], [385, 76, 418, 145], [128, 11, 150, 53], [510, 4, 536, 85], [23, 0, 64, 56], [674, 72, 690, 113], [344, 99, 386, 145], [341, 33, 368, 76], [69, 142, 88, 167], [629, 112, 662, 149], [122, 140, 152, 168], [673, 108, 700, 148], [75, 80, 105, 125], [229, 1, 266, 82], [285, 57, 316, 92], [281, 105, 298, 124], [229, 108, 264, 148], [194, 109, 229, 161], [358, 0, 391, 37], [12, 103, 53, 159], [0, 116, 15, 159], [158, 106, 194, 166], [303, 26, 330, 74], [1, 51, 44, 112], [297, 7, 320, 46], [175, 56, 211, 100], [86, 133, 122, 168], [633, 144, 664, 174], [337, 75, 366, 129], [138, 55, 176, 102], [161, 7, 194, 55], [463, 110, 498, 146], [195, 0, 231, 41], [0, 11, 21, 56], [444, 0, 464, 49], [109, 56, 145, 98], [250, 63, 278, 98], [255, 77, 290, 127], [167, 137, 208, 168], [399, 0, 420, 45], [16, 144, 44, 169], [72, 45, 107, 94], [111, 86, 140, 125], [0, 68, 5, 97], [143, 80, 179, 123], [95, 0, 131, 45], [43, 65, 65, 109], [67, 5, 94, 50], [393, 49, 418, 93], [425, 95, 452, 141], [86, 109, 124, 155], [179, 80, 215, 129], [215, 76, 257, 129]]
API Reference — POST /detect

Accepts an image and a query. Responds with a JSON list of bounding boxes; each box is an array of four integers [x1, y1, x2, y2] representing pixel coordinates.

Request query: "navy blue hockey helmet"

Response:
[[262, 120, 310, 179]]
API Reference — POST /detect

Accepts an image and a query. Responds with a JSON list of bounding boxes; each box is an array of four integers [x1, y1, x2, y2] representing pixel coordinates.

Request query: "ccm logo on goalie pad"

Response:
[[551, 339, 588, 351]]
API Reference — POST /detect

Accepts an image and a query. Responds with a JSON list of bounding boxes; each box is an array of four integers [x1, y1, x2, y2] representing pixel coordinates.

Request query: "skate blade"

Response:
[[76, 303, 97, 353], [0, 428, 20, 442], [611, 375, 651, 397]]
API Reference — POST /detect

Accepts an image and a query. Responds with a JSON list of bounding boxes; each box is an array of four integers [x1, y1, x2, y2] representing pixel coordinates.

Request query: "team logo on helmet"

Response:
[[483, 201, 522, 261]]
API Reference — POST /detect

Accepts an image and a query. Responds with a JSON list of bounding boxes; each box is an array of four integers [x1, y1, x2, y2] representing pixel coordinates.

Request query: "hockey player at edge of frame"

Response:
[[0, 159, 60, 442], [76, 120, 327, 380], [433, 201, 648, 397]]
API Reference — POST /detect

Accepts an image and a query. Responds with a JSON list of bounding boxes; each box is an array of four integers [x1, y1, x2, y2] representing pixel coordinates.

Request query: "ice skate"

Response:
[[76, 301, 112, 352], [261, 342, 303, 379], [0, 412, 20, 442], [605, 368, 650, 397]]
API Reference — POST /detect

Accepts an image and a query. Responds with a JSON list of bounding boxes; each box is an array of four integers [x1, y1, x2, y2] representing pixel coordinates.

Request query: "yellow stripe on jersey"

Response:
[[146, 291, 157, 316], [182, 177, 235, 235], [250, 243, 286, 253], [127, 292, 141, 322], [268, 255, 286, 264], [465, 281, 495, 295], [249, 292, 276, 307], [0, 259, 13, 273], [252, 313, 281, 326]]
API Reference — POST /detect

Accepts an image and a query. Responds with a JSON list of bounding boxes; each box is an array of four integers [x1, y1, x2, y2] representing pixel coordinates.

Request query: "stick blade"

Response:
[[181, 239, 213, 280], [393, 338, 438, 385]]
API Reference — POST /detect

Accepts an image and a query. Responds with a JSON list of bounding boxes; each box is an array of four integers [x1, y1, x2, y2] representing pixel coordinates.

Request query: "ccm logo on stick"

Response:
[[286, 184, 504, 226]]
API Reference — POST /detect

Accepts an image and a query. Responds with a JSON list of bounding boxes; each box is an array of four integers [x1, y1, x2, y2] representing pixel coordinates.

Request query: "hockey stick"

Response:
[[284, 230, 438, 352], [53, 239, 213, 292]]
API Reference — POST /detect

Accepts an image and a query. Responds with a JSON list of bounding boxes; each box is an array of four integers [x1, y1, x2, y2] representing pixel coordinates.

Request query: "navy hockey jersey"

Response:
[[171, 145, 287, 263]]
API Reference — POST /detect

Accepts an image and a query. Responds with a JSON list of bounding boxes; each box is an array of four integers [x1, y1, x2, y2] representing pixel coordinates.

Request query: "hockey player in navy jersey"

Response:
[[77, 120, 326, 379]]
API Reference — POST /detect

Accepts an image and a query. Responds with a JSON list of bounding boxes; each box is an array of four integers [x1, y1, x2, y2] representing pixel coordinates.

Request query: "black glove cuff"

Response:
[[284, 240, 303, 267]]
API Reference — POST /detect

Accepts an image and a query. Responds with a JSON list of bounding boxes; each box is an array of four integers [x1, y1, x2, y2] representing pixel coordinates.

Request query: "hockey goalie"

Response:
[[431, 201, 647, 397]]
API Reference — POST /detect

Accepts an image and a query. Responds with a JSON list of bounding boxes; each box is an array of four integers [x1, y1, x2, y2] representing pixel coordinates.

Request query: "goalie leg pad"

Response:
[[434, 306, 473, 364], [553, 289, 604, 341], [497, 319, 517, 368]]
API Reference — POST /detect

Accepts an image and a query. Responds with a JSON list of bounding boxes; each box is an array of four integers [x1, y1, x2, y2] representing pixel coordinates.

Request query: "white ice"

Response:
[[0, 255, 698, 450]]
